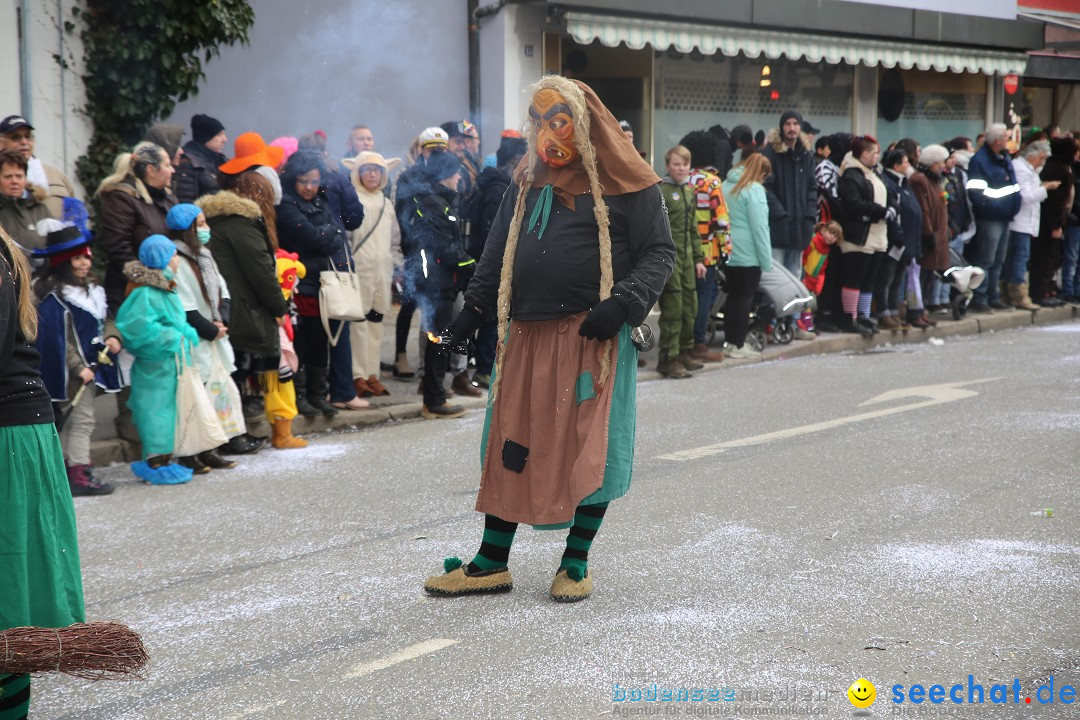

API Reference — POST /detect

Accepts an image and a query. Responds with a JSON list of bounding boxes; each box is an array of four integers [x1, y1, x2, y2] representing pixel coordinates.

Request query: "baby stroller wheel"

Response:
[[747, 327, 767, 352], [951, 293, 968, 321], [773, 317, 795, 344]]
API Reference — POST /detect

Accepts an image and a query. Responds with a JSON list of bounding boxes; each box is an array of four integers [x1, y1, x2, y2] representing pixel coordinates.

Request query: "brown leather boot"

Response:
[[271, 418, 308, 449], [677, 351, 705, 371], [353, 376, 374, 398], [366, 374, 390, 396], [690, 343, 725, 362], [451, 371, 483, 397], [656, 358, 690, 378]]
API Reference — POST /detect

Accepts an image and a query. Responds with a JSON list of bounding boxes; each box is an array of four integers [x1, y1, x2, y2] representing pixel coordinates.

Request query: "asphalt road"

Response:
[[32, 322, 1080, 720]]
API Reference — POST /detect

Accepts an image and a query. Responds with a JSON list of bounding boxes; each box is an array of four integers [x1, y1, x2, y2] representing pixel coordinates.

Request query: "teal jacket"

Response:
[[721, 165, 773, 271], [115, 261, 199, 457]]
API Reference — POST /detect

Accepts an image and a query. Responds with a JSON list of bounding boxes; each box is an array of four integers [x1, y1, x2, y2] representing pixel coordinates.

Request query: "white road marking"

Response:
[[343, 638, 460, 679], [658, 378, 1001, 461]]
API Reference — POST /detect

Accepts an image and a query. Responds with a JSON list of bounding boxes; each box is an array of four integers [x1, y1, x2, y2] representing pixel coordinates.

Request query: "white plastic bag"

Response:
[[174, 350, 228, 456], [205, 353, 247, 439]]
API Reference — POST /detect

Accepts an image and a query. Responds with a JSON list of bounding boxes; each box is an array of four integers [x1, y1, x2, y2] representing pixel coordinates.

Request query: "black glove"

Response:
[[439, 305, 484, 355], [578, 297, 628, 341]]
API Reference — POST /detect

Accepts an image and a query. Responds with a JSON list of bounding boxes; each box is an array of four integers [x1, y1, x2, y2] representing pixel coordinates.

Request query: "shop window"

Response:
[[654, 52, 853, 172], [877, 67, 986, 146]]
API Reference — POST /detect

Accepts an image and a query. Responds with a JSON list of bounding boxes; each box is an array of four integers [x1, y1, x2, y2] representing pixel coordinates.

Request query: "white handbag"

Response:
[[204, 353, 246, 439], [319, 248, 365, 347], [174, 345, 229, 456]]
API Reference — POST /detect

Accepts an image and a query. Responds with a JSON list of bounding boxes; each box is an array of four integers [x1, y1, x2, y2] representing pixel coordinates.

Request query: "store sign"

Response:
[[834, 0, 1016, 20], [1004, 74, 1020, 95]]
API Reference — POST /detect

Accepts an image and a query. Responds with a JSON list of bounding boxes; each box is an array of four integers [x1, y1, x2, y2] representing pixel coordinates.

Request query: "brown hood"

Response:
[[122, 259, 175, 295], [766, 127, 813, 154], [515, 77, 660, 207], [197, 190, 263, 221]]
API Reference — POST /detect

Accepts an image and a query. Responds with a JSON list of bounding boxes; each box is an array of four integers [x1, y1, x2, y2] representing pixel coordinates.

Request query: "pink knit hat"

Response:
[[268, 136, 299, 168]]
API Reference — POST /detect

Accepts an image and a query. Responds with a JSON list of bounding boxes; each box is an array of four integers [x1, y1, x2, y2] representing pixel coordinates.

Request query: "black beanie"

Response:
[[191, 114, 225, 145], [496, 136, 528, 167], [779, 109, 804, 131], [425, 151, 462, 183]]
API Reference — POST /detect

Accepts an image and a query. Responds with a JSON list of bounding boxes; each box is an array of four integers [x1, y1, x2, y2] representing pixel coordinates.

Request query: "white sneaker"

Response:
[[726, 344, 761, 359]]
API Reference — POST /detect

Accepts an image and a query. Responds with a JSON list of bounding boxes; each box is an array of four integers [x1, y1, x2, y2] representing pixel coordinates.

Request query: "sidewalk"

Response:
[[89, 303, 1079, 467]]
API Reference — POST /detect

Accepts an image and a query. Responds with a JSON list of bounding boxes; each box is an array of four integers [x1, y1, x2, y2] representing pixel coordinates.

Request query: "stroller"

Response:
[[939, 247, 985, 320], [707, 263, 800, 352], [757, 264, 817, 344]]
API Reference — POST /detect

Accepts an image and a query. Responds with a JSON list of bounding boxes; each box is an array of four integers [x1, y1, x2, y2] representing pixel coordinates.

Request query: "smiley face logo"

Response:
[[848, 678, 876, 708]]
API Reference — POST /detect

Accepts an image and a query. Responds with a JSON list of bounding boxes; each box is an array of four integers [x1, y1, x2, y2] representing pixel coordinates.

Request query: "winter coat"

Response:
[[966, 144, 1021, 222], [403, 184, 473, 298], [98, 177, 176, 313], [276, 187, 350, 298], [472, 165, 512, 261], [882, 169, 924, 259], [349, 165, 399, 317], [114, 260, 199, 457], [173, 140, 225, 204], [661, 176, 704, 268], [323, 167, 365, 234], [0, 184, 52, 258], [944, 166, 973, 239], [760, 128, 817, 251], [172, 239, 235, 384], [1008, 157, 1048, 237], [1039, 138, 1076, 240], [909, 169, 950, 271], [721, 165, 773, 270], [837, 154, 888, 254], [198, 191, 288, 356]]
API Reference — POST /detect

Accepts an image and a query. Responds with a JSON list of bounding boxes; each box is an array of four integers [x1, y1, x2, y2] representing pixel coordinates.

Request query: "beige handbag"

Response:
[[319, 249, 365, 347]]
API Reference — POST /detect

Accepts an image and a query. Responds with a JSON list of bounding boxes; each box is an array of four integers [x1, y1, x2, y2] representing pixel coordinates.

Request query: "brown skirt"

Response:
[[475, 313, 623, 526]]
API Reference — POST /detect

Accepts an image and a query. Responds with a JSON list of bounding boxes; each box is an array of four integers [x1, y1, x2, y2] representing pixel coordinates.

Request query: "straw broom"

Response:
[[0, 622, 149, 680]]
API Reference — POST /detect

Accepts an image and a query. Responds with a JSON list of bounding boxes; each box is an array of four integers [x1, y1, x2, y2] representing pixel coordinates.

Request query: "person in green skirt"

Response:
[[0, 225, 85, 720]]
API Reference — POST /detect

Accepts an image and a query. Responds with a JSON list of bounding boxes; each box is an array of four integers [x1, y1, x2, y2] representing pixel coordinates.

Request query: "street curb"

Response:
[[90, 305, 1078, 467]]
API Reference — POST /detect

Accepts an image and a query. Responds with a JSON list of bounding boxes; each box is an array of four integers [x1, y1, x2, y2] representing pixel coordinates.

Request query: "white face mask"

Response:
[[254, 165, 283, 205]]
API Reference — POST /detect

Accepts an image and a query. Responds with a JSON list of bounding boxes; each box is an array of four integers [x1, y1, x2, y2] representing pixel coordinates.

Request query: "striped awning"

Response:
[[566, 12, 1029, 75]]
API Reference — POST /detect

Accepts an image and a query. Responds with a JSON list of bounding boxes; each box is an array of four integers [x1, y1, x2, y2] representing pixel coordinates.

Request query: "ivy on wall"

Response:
[[71, 0, 255, 195]]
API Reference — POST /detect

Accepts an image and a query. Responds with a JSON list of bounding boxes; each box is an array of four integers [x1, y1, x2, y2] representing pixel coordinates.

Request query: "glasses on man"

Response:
[[4, 132, 33, 142]]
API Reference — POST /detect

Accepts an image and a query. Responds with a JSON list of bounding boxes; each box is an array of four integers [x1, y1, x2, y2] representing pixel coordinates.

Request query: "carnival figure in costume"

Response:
[[423, 76, 675, 602]]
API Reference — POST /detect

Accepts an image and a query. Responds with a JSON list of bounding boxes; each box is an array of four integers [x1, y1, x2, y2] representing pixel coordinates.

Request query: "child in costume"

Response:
[[802, 221, 842, 296], [114, 234, 200, 484], [32, 203, 123, 496], [656, 145, 706, 379], [165, 203, 244, 471], [263, 248, 308, 449], [424, 76, 675, 602]]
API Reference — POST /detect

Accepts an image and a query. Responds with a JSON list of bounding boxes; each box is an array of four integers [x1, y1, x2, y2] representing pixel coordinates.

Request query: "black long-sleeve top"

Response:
[[465, 183, 675, 326], [0, 244, 53, 426]]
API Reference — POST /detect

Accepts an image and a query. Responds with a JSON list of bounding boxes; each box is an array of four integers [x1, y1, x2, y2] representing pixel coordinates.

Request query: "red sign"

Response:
[[1004, 74, 1019, 94]]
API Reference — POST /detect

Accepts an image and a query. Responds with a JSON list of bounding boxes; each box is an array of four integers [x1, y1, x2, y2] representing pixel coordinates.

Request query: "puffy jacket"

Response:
[[323, 166, 364, 233], [471, 165, 512, 261], [721, 165, 773, 270], [404, 184, 473, 297], [1008, 157, 1047, 237], [966, 144, 1021, 222], [277, 188, 349, 298], [837, 156, 888, 252], [173, 141, 225, 204]]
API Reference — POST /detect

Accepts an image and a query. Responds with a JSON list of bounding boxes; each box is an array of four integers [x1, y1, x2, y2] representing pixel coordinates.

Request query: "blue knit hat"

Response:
[[139, 234, 177, 269], [166, 203, 202, 231]]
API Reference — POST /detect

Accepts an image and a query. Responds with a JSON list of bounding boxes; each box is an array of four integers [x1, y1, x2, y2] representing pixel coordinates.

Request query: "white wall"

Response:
[[166, 0, 472, 165], [1, 0, 91, 196], [477, 3, 546, 156]]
